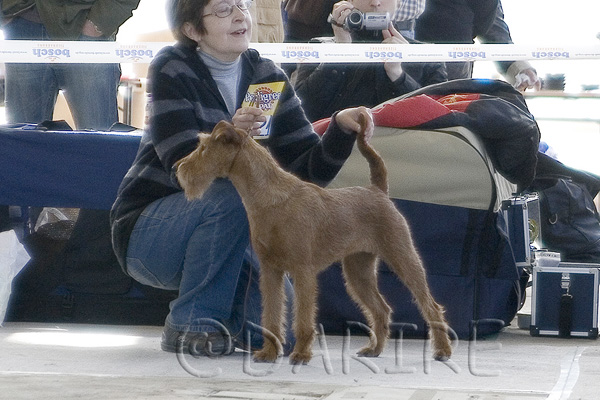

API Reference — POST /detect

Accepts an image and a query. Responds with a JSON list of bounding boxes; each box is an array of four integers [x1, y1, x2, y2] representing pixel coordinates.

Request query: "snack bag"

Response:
[[242, 81, 285, 139]]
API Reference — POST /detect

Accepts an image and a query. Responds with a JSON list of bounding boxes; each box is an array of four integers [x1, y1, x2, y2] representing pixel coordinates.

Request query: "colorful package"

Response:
[[242, 81, 285, 138]]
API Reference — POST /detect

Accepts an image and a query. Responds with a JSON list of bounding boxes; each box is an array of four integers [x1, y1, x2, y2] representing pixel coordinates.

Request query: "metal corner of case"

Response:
[[530, 325, 540, 337], [589, 328, 599, 339]]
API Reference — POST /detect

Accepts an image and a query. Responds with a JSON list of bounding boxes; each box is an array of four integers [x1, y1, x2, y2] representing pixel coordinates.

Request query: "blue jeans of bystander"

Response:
[[3, 17, 120, 130]]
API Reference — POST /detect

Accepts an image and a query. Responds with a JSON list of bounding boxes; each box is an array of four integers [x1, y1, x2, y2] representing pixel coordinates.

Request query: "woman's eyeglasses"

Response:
[[202, 0, 253, 18]]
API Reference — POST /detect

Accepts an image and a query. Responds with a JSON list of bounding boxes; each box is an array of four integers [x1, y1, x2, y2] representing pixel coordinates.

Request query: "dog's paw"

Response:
[[253, 348, 281, 363], [433, 348, 452, 362], [432, 337, 453, 361], [356, 346, 382, 358], [289, 350, 312, 365]]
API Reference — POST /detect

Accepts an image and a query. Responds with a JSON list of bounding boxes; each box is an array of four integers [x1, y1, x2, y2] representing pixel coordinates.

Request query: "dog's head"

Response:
[[175, 120, 247, 200]]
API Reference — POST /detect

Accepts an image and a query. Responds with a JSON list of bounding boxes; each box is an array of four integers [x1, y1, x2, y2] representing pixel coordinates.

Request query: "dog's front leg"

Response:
[[289, 271, 318, 365], [253, 265, 286, 363]]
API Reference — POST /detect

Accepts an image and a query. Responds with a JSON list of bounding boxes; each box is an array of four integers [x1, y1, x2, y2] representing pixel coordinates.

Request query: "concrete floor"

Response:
[[1, 317, 599, 400]]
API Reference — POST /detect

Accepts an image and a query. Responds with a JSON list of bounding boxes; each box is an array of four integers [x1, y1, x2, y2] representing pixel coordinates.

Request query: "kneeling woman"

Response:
[[110, 0, 373, 354]]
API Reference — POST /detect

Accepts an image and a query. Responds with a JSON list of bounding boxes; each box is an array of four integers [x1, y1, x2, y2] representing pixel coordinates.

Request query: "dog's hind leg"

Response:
[[288, 270, 319, 365], [379, 240, 452, 360], [342, 252, 392, 357], [253, 265, 286, 363]]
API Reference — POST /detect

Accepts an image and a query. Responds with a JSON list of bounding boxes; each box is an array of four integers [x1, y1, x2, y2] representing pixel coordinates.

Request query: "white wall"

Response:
[[474, 0, 600, 92]]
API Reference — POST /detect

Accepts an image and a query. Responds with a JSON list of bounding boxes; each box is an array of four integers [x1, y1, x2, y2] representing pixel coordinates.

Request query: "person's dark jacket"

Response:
[[415, 0, 499, 44], [294, 29, 448, 122], [0, 0, 140, 39], [415, 0, 520, 80], [476, 3, 517, 78]]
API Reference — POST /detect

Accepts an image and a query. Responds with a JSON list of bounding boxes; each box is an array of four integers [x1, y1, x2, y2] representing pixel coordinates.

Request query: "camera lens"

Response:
[[348, 10, 362, 24], [345, 9, 364, 31]]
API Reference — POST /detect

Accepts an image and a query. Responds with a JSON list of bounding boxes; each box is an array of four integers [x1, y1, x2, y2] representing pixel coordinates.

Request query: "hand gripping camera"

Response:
[[343, 10, 390, 31]]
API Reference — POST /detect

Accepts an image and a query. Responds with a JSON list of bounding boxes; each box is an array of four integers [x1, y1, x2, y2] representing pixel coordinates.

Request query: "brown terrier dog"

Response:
[[176, 119, 453, 365]]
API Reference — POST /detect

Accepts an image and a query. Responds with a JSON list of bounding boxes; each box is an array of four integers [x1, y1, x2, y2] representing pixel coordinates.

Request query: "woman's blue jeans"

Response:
[[126, 179, 294, 348]]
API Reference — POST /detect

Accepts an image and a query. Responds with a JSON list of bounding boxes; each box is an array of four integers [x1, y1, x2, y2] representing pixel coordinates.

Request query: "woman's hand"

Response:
[[335, 106, 374, 143], [382, 23, 408, 82], [232, 107, 266, 136], [330, 1, 354, 43]]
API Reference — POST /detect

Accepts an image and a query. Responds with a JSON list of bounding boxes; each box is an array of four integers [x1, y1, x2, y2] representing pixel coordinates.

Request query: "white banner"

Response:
[[1, 40, 600, 64]]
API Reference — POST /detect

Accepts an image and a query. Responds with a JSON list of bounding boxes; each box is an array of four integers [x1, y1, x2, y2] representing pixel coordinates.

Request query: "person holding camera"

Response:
[[293, 0, 447, 123], [415, 0, 540, 91]]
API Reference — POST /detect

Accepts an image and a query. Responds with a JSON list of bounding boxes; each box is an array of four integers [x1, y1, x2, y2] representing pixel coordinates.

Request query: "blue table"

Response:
[[0, 125, 141, 210]]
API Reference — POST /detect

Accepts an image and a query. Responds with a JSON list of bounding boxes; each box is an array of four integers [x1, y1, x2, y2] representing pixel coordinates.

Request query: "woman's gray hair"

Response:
[[166, 0, 211, 48]]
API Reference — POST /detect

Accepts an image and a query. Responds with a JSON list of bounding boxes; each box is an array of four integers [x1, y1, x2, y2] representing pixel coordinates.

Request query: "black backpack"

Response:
[[528, 153, 600, 263]]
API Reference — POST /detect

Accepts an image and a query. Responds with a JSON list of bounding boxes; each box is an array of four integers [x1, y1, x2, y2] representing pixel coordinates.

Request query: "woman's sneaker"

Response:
[[161, 325, 235, 357]]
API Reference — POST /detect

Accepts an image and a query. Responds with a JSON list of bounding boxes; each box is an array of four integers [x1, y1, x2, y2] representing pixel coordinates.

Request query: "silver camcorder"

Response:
[[344, 10, 390, 31]]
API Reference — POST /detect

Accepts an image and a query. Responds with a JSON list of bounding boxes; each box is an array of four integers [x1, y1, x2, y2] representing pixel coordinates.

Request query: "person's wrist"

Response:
[[333, 29, 352, 43], [385, 66, 404, 82]]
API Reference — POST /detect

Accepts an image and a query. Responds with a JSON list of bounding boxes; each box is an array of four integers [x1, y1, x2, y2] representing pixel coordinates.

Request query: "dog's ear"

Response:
[[213, 120, 245, 145]]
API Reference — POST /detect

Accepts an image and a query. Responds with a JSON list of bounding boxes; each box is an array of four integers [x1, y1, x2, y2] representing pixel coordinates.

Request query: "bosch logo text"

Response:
[[531, 51, 569, 59], [281, 50, 319, 59], [365, 51, 402, 60], [115, 49, 154, 59], [33, 48, 71, 58], [448, 51, 486, 59]]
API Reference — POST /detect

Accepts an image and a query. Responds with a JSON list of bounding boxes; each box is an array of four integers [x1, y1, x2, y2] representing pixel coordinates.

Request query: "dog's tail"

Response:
[[355, 113, 388, 195]]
